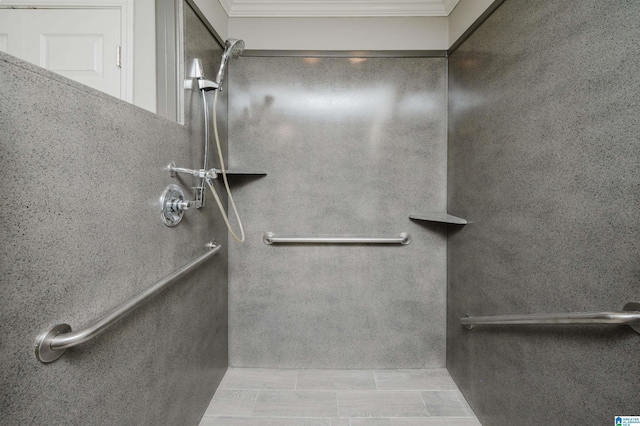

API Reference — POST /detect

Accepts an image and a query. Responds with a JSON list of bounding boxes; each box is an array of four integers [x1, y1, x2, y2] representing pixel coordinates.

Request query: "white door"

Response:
[[0, 8, 122, 99], [0, 10, 25, 57]]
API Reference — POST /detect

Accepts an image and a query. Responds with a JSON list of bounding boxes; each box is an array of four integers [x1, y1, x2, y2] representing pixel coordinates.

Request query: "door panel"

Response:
[[0, 34, 8, 53], [0, 10, 26, 57], [0, 8, 122, 99], [41, 34, 105, 76]]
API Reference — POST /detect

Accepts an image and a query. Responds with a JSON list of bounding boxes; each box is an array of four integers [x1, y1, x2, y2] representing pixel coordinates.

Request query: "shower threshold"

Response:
[[198, 368, 481, 425]]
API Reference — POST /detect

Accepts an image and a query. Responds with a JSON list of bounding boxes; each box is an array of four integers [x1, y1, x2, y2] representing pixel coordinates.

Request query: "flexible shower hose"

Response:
[[203, 90, 245, 243]]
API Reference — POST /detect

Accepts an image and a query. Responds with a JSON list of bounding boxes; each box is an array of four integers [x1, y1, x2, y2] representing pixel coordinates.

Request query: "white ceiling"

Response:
[[218, 0, 461, 18]]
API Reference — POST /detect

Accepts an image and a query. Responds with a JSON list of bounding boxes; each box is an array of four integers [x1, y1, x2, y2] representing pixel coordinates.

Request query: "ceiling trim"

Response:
[[443, 0, 460, 14], [218, 0, 461, 18], [242, 49, 447, 58]]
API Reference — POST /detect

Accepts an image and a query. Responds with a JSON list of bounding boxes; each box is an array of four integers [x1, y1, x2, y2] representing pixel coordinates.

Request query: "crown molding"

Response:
[[443, 0, 460, 14], [218, 0, 460, 18]]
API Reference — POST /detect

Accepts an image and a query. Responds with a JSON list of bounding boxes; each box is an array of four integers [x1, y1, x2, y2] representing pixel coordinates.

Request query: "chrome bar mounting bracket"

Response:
[[34, 323, 72, 363], [626, 301, 640, 334]]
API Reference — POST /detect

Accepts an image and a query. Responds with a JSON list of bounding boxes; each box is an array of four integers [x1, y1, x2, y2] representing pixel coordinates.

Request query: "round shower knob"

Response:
[[160, 184, 186, 227]]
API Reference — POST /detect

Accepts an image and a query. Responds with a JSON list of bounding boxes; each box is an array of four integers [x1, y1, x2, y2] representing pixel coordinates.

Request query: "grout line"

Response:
[[294, 369, 300, 390], [372, 370, 379, 391], [418, 389, 432, 417], [249, 388, 259, 417]]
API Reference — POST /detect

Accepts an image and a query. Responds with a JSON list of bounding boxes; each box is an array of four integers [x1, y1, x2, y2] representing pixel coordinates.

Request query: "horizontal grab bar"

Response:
[[263, 232, 411, 245], [35, 242, 222, 363], [461, 301, 640, 335]]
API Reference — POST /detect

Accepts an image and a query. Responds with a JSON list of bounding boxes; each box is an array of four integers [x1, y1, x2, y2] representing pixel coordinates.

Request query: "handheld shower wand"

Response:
[[190, 38, 245, 92], [215, 38, 245, 88], [190, 39, 246, 242], [168, 39, 246, 233]]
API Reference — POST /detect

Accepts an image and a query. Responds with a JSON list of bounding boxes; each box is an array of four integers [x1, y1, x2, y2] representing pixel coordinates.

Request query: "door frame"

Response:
[[1, 0, 134, 103]]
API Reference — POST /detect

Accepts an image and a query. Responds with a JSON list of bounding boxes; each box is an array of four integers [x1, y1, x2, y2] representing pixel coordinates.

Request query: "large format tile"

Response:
[[228, 56, 448, 369], [0, 4, 229, 425], [298, 370, 376, 390], [252, 390, 338, 417], [219, 368, 298, 390], [374, 369, 456, 390], [447, 0, 640, 424], [337, 391, 429, 417], [200, 369, 481, 426], [420, 391, 474, 417], [203, 390, 257, 417]]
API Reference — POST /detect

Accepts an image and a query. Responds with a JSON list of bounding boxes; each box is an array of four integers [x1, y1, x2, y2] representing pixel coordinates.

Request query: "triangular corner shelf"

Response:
[[223, 169, 267, 176], [409, 213, 467, 225]]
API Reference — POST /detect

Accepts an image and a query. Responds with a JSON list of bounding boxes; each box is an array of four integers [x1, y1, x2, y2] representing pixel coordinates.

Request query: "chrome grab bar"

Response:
[[35, 242, 222, 363], [461, 301, 640, 335], [262, 232, 411, 245]]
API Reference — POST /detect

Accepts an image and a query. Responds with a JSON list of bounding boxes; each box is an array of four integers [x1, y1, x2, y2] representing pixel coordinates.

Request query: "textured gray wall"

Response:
[[227, 57, 448, 368], [0, 4, 229, 425], [447, 0, 640, 424]]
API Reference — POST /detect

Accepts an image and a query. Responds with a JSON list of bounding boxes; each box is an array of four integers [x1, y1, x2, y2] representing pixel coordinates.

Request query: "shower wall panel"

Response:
[[227, 57, 448, 368], [0, 4, 228, 425], [447, 0, 640, 424]]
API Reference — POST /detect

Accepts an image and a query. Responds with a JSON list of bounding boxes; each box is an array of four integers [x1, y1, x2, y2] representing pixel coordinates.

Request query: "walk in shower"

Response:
[[1, 0, 639, 425]]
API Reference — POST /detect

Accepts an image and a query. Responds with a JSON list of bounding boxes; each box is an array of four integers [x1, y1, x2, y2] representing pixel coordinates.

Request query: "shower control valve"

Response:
[[160, 184, 201, 227], [169, 199, 192, 212]]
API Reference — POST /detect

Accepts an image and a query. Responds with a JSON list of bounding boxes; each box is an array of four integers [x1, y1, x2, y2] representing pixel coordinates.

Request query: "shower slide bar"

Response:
[[35, 242, 222, 363], [263, 232, 411, 245], [461, 301, 640, 335]]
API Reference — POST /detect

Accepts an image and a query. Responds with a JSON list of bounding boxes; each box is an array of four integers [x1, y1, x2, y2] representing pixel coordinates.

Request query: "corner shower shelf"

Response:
[[409, 213, 467, 225], [222, 169, 267, 176]]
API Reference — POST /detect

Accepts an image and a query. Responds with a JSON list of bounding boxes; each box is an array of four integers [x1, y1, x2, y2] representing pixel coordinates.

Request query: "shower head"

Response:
[[215, 38, 245, 87], [224, 38, 245, 59]]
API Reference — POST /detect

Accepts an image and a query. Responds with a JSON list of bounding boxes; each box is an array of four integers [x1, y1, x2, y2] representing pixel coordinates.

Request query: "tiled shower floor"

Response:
[[198, 368, 481, 426]]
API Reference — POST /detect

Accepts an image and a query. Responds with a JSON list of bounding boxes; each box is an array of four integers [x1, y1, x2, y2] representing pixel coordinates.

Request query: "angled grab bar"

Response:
[[35, 242, 221, 363], [461, 301, 640, 335], [263, 232, 411, 245]]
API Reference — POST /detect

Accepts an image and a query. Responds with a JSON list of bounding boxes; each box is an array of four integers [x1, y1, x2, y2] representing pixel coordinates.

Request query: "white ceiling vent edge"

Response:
[[218, 0, 461, 18]]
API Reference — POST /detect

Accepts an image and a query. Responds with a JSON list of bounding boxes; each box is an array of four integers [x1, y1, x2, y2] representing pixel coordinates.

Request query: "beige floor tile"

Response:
[[298, 370, 376, 390], [253, 390, 338, 417], [219, 368, 298, 390], [374, 369, 457, 391], [203, 390, 257, 417], [337, 391, 428, 418]]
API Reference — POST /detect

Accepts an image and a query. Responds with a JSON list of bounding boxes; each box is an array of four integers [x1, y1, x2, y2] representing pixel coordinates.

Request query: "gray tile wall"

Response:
[[447, 0, 640, 424], [0, 3, 229, 425], [227, 57, 448, 368]]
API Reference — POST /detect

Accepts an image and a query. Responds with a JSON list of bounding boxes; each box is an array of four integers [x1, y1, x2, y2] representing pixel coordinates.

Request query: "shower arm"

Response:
[[169, 163, 218, 180], [167, 162, 219, 210]]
